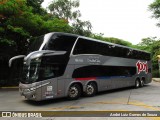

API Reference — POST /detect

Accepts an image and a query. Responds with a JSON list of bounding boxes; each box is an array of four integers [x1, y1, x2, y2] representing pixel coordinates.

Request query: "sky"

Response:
[[42, 0, 160, 45]]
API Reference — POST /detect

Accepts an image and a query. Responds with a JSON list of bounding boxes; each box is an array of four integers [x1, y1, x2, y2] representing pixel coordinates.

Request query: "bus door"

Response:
[[39, 61, 59, 100], [40, 63, 66, 100], [41, 77, 66, 100]]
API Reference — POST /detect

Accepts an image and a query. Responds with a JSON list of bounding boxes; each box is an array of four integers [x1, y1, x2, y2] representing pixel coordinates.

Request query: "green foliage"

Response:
[[103, 37, 132, 46], [48, 0, 80, 21], [91, 33, 104, 40], [48, 0, 92, 37], [151, 40, 160, 71], [26, 0, 47, 15], [0, 0, 72, 54], [136, 37, 160, 77], [149, 0, 160, 26], [138, 37, 156, 46], [91, 33, 132, 47], [0, 27, 4, 32], [0, 0, 26, 16], [149, 0, 160, 18], [42, 18, 72, 33], [152, 70, 159, 77], [135, 37, 158, 52], [72, 19, 92, 36], [7, 25, 29, 37], [0, 38, 15, 46]]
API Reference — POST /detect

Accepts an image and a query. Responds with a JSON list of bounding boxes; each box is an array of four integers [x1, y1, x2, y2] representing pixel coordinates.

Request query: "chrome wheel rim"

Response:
[[69, 86, 78, 98], [141, 80, 144, 86], [86, 85, 94, 95], [136, 80, 139, 87]]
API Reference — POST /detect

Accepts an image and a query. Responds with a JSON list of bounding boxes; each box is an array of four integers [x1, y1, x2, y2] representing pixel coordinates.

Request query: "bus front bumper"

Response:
[[19, 88, 36, 100]]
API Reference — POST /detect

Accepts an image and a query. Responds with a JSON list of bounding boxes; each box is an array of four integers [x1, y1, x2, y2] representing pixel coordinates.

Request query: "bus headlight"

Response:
[[29, 87, 36, 91], [23, 88, 31, 92], [23, 88, 36, 92]]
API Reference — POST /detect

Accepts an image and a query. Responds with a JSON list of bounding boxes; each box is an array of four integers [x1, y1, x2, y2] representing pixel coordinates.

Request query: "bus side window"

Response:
[[47, 34, 77, 54]]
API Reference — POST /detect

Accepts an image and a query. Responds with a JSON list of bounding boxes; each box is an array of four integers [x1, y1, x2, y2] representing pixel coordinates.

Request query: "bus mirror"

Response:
[[9, 55, 25, 67]]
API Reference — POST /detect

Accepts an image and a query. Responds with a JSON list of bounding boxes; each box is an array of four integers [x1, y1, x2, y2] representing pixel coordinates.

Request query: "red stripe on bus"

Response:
[[75, 77, 96, 81]]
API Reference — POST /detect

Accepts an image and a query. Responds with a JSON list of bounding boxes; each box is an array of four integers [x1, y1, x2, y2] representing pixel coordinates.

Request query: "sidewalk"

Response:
[[152, 78, 160, 82]]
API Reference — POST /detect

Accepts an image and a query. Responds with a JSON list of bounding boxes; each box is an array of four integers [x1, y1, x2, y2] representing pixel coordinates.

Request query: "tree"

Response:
[[104, 37, 132, 46], [0, 0, 72, 54], [0, 0, 31, 53], [91, 33, 132, 47], [149, 0, 160, 26], [149, 1, 160, 76], [48, 0, 92, 37], [48, 0, 81, 21], [26, 0, 47, 15], [0, 0, 73, 86], [135, 37, 158, 52], [151, 40, 160, 77], [135, 37, 160, 77], [138, 37, 156, 46], [72, 19, 92, 36]]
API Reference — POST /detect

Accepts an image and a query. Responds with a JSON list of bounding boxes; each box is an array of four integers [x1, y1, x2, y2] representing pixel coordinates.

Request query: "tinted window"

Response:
[[73, 38, 110, 55], [28, 35, 44, 54], [72, 65, 136, 78], [132, 50, 150, 61], [39, 63, 66, 80], [38, 55, 68, 80], [46, 34, 77, 54], [73, 38, 150, 61]]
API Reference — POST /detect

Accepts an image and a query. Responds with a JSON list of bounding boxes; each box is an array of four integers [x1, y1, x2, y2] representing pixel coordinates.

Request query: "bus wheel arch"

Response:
[[135, 78, 141, 88], [67, 82, 82, 100], [84, 81, 97, 97]]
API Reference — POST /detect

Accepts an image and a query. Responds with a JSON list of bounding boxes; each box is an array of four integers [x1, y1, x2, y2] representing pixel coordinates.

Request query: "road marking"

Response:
[[36, 98, 160, 111], [129, 100, 160, 111], [27, 97, 160, 119]]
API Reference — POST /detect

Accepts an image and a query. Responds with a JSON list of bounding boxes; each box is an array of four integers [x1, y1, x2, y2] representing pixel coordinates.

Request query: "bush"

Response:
[[152, 70, 160, 78]]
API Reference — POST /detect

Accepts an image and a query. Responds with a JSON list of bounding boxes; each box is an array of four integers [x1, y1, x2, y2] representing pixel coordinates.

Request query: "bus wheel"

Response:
[[84, 82, 97, 97], [140, 80, 144, 87], [68, 84, 81, 100], [135, 79, 140, 88]]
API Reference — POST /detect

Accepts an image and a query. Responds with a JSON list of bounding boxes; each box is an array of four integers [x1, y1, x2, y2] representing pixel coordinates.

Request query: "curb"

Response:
[[0, 86, 18, 89], [152, 79, 160, 83]]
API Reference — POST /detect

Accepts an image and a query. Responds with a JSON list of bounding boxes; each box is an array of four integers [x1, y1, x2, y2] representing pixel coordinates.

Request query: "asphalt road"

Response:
[[0, 81, 160, 120]]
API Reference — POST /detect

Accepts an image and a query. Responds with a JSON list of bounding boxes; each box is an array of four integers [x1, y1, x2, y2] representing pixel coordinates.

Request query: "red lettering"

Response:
[[136, 61, 148, 74]]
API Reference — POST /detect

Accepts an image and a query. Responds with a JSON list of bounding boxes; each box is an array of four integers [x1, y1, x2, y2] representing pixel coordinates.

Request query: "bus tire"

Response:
[[140, 79, 144, 87], [68, 84, 81, 100], [135, 79, 140, 88], [84, 82, 97, 97]]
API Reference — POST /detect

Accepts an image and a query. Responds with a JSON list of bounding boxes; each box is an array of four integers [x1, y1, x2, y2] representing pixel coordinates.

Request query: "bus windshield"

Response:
[[21, 59, 41, 84], [21, 55, 67, 84], [27, 33, 77, 55]]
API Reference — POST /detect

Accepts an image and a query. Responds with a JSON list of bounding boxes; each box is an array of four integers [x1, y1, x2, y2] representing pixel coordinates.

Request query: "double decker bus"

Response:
[[9, 32, 152, 101]]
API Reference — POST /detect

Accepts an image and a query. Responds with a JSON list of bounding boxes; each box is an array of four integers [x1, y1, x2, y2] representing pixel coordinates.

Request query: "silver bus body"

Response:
[[10, 32, 152, 101]]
